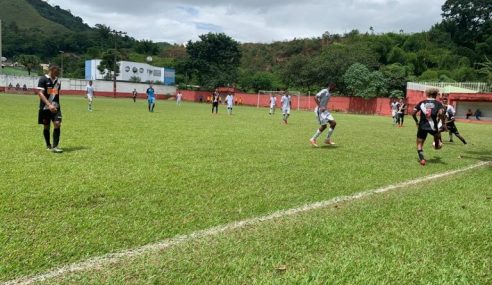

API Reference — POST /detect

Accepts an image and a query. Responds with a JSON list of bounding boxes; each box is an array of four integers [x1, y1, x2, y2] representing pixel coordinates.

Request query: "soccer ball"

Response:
[[432, 140, 443, 150]]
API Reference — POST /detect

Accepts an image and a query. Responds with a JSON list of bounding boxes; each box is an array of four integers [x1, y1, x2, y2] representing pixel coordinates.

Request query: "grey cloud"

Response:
[[46, 0, 444, 43]]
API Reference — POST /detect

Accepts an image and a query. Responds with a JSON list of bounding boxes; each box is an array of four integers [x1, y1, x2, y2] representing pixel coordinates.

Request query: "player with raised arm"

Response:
[[86, 80, 95, 112], [36, 64, 63, 153], [442, 98, 467, 144], [310, 83, 337, 147], [269, 94, 277, 115], [146, 84, 156, 112], [280, 91, 291, 124], [411, 88, 447, 166]]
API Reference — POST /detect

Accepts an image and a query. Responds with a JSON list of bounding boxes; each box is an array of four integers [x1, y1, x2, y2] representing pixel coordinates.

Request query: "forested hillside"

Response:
[[1, 0, 491, 96]]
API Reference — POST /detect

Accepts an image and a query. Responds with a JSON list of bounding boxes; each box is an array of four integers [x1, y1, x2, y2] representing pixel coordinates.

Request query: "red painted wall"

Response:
[[406, 89, 492, 108], [180, 90, 393, 115]]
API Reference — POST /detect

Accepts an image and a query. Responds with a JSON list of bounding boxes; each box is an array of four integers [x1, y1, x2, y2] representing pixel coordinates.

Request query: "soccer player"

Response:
[[86, 80, 95, 112], [280, 92, 291, 124], [442, 98, 467, 144], [226, 93, 234, 115], [391, 99, 399, 126], [411, 88, 447, 166], [132, 88, 138, 103], [269, 94, 277, 115], [212, 90, 219, 114], [146, 84, 156, 112], [176, 90, 183, 106], [396, 98, 407, 127], [36, 64, 63, 153], [310, 83, 337, 147]]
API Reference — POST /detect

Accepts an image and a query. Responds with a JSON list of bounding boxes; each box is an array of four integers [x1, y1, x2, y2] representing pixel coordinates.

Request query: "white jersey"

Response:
[[226, 95, 234, 107], [315, 88, 331, 110], [86, 85, 94, 98], [281, 95, 291, 110], [446, 105, 456, 120], [177, 93, 182, 101], [269, 96, 277, 108], [391, 102, 399, 111]]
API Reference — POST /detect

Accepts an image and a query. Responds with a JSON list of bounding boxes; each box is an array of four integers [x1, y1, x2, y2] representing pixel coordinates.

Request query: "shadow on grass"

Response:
[[62, 146, 90, 153], [463, 150, 492, 162], [319, 145, 341, 149], [427, 156, 446, 164]]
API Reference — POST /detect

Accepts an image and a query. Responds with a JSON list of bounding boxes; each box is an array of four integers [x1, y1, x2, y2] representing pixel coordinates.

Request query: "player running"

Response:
[[36, 64, 63, 153], [411, 88, 447, 166], [442, 98, 467, 144], [146, 84, 156, 112], [396, 98, 407, 127], [226, 93, 234, 115], [86, 80, 95, 112], [280, 92, 291, 124], [310, 83, 337, 147], [269, 94, 277, 115], [132, 88, 138, 103]]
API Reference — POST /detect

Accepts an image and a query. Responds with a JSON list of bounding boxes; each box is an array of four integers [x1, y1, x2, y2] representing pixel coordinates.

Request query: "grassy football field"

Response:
[[0, 94, 491, 284]]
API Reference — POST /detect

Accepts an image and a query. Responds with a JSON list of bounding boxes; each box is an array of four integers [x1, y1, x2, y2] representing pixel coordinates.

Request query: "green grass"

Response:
[[44, 167, 492, 285], [0, 94, 491, 283], [1, 66, 31, 76], [0, 0, 69, 33]]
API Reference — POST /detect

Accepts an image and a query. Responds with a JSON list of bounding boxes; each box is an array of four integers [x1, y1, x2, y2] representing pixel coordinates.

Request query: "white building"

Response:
[[85, 59, 175, 85]]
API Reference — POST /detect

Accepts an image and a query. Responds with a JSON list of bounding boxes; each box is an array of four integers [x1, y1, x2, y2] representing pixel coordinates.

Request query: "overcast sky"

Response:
[[45, 0, 445, 44]]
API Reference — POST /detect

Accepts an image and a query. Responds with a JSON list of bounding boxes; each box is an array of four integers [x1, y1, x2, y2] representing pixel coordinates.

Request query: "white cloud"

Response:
[[45, 0, 444, 43]]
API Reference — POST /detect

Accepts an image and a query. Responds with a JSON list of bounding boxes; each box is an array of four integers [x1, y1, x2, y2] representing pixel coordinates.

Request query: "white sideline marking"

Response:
[[3, 161, 490, 285]]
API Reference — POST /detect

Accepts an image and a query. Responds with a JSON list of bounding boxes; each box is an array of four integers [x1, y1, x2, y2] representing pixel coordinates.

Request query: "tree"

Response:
[[97, 49, 122, 80], [135, 40, 160, 55], [16, 55, 40, 75], [343, 63, 387, 98], [441, 0, 492, 46], [477, 56, 492, 82], [381, 63, 411, 93], [186, 33, 241, 89]]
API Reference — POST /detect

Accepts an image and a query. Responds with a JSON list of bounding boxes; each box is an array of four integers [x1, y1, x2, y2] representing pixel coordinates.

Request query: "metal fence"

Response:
[[407, 82, 492, 93]]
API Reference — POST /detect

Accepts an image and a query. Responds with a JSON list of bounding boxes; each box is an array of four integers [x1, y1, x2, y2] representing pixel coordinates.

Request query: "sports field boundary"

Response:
[[3, 161, 490, 285]]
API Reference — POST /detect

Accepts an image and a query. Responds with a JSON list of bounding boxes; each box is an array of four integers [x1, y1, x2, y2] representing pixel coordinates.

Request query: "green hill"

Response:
[[0, 0, 70, 33]]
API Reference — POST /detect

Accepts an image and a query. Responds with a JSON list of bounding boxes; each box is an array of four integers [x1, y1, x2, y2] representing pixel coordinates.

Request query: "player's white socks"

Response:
[[327, 128, 334, 139], [312, 130, 322, 140]]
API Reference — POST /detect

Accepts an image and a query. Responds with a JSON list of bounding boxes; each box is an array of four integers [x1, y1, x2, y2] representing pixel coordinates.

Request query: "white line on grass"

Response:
[[3, 161, 490, 285]]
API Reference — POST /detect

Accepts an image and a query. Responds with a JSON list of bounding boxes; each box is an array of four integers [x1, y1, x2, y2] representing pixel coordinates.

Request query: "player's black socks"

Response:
[[53, 128, 61, 147], [43, 129, 51, 147], [417, 150, 425, 161]]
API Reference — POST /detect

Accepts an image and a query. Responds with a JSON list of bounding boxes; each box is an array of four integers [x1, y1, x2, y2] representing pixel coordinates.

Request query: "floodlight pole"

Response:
[[59, 51, 64, 78], [110, 30, 127, 98]]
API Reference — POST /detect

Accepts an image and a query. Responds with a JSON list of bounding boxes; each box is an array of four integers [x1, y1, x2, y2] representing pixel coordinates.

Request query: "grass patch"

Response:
[[44, 167, 492, 285], [0, 94, 491, 282]]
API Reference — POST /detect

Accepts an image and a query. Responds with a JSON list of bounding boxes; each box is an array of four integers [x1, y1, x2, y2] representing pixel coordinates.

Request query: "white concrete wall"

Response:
[[456, 101, 492, 120], [1, 74, 176, 95]]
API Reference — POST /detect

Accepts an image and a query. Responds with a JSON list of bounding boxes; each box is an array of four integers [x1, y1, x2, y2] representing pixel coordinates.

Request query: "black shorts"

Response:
[[446, 122, 460, 135], [417, 128, 438, 140], [38, 108, 62, 125]]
